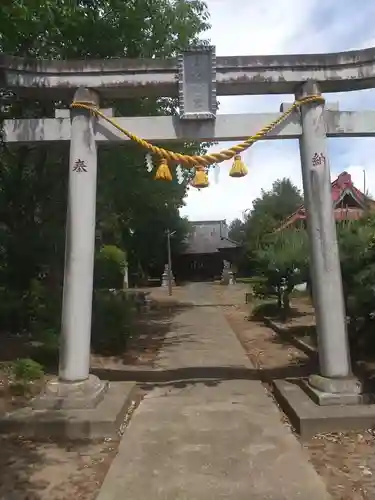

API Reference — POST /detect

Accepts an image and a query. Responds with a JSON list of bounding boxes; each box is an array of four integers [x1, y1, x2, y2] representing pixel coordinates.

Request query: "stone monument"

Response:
[[161, 263, 175, 287], [221, 260, 235, 285]]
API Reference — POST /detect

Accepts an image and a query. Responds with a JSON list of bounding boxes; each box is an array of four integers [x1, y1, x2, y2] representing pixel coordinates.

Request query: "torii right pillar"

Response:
[[296, 80, 362, 405]]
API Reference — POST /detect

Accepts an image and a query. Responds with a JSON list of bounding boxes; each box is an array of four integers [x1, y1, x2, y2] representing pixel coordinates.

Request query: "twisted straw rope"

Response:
[[71, 95, 325, 167]]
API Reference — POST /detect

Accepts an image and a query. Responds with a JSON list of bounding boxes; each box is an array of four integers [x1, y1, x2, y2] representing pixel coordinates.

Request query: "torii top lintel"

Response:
[[2, 45, 375, 100]]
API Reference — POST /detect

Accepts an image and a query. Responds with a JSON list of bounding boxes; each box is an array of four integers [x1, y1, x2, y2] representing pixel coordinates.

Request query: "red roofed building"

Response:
[[278, 172, 375, 231]]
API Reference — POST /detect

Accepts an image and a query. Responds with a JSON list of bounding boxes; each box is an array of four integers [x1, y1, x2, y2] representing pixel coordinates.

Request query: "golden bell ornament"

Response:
[[154, 158, 173, 181], [229, 154, 248, 178], [191, 166, 209, 188]]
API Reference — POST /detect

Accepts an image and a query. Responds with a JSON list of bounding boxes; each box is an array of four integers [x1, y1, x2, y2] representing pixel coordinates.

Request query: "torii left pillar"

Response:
[[33, 87, 107, 409]]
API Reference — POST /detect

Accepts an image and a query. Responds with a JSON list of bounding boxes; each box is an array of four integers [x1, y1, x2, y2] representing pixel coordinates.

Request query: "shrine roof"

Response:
[[182, 220, 239, 255], [278, 171, 375, 230]]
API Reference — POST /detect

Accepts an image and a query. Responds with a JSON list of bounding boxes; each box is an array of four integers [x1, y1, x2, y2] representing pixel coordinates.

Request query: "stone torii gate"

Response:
[[2, 46, 375, 424]]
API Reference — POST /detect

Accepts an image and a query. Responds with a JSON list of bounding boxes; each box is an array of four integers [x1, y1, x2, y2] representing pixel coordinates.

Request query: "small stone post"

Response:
[[296, 81, 361, 403], [123, 263, 129, 289], [33, 87, 107, 409], [221, 260, 234, 285], [161, 264, 175, 288]]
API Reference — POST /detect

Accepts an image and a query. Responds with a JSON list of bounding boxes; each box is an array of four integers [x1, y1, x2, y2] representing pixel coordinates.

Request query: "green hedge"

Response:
[[94, 245, 126, 289]]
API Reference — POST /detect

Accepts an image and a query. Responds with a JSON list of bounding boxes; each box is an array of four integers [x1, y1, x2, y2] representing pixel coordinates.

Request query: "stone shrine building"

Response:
[[174, 220, 241, 281]]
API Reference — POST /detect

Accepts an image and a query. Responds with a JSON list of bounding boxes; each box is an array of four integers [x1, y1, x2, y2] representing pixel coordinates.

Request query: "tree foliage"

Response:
[[95, 245, 127, 289], [227, 218, 245, 244], [228, 178, 303, 274], [336, 217, 375, 352], [0, 1, 210, 59], [0, 1, 210, 339], [253, 229, 308, 313], [246, 178, 303, 246], [252, 202, 375, 357]]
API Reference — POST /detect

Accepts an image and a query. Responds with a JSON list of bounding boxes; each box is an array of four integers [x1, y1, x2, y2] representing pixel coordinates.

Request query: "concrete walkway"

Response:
[[97, 283, 330, 500]]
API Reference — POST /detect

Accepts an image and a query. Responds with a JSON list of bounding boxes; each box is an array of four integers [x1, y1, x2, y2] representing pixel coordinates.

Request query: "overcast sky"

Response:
[[179, 0, 375, 223]]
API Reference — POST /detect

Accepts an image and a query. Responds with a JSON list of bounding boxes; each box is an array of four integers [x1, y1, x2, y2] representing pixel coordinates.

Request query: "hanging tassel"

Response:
[[176, 165, 184, 184], [154, 158, 172, 181], [229, 154, 248, 178], [191, 166, 209, 188], [145, 153, 154, 172]]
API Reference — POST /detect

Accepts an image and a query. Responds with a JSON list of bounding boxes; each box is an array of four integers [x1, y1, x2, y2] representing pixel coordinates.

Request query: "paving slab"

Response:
[[97, 284, 330, 499]]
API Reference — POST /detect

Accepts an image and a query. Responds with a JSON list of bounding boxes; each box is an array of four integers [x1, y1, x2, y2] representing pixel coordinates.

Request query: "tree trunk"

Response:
[[282, 290, 290, 313], [277, 288, 282, 310]]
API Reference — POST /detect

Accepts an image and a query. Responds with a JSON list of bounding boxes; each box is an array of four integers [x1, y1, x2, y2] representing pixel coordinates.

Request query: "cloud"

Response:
[[181, 0, 375, 222]]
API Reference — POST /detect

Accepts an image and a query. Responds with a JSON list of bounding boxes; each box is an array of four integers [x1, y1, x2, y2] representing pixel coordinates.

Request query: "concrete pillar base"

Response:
[[304, 374, 363, 406], [32, 375, 108, 410]]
